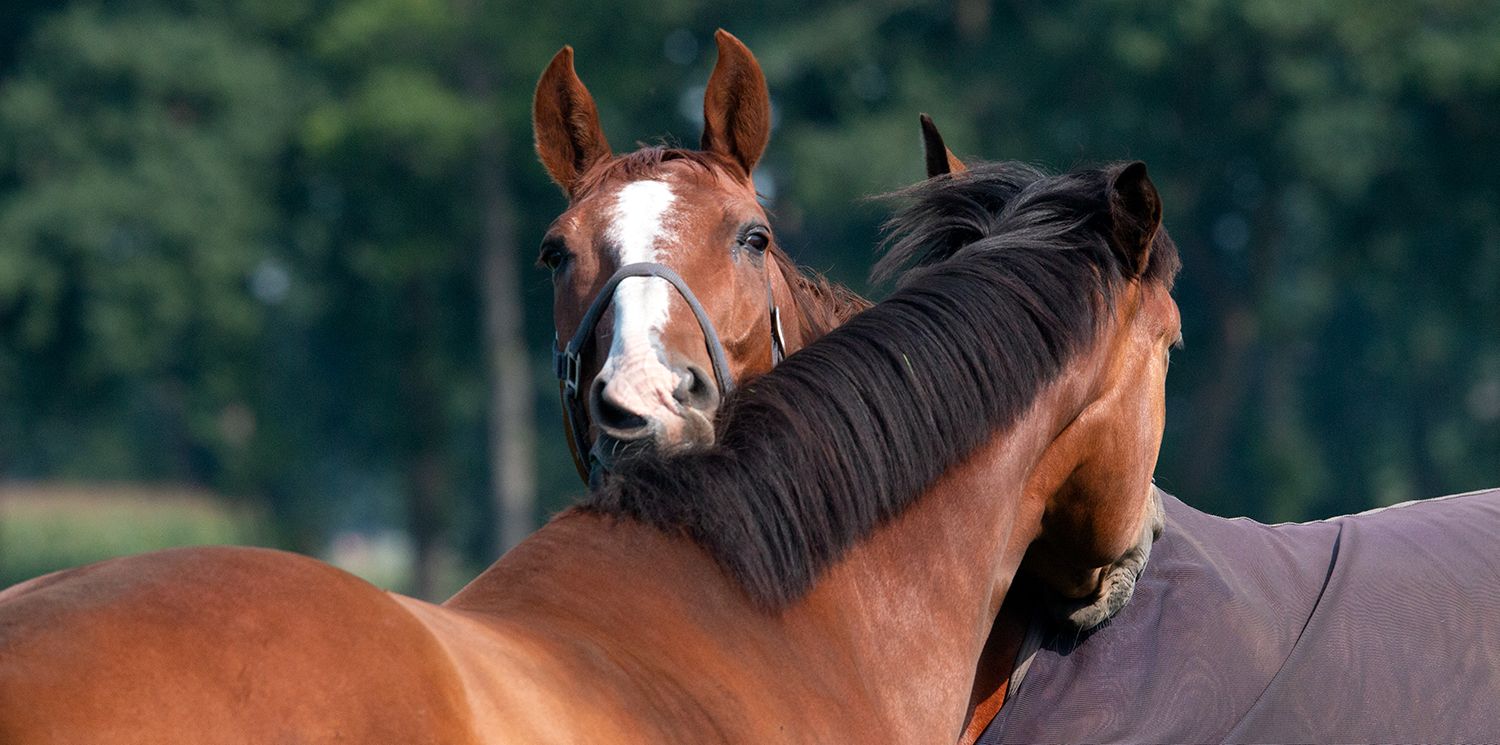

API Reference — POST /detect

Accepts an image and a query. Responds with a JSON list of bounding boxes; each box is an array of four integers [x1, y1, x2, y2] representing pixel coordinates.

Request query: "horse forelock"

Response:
[[572, 147, 746, 200]]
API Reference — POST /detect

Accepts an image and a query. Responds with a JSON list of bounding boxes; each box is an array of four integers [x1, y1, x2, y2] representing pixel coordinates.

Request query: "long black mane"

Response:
[[583, 161, 1180, 609]]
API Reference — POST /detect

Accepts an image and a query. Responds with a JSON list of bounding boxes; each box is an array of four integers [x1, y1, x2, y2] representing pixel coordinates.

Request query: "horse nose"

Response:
[[587, 353, 718, 451], [588, 375, 653, 441], [672, 360, 720, 414]]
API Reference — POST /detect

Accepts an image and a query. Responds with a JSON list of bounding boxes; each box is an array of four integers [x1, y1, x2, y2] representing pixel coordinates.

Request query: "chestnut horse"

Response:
[[0, 157, 1181, 741], [536, 31, 866, 484], [535, 34, 1037, 740]]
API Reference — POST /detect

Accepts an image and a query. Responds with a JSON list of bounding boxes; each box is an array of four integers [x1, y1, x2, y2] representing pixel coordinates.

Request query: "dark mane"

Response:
[[583, 161, 1179, 609], [873, 161, 1181, 287]]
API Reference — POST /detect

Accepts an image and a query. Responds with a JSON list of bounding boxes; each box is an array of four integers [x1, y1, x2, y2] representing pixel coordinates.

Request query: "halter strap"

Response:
[[767, 270, 786, 366], [554, 262, 736, 401], [553, 261, 785, 483]]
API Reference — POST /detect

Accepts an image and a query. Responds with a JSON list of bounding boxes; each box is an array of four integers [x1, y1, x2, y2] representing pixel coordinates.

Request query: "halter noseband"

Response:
[[553, 261, 786, 483]]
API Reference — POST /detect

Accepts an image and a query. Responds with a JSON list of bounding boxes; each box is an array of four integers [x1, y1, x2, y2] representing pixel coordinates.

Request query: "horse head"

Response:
[[534, 30, 864, 482], [877, 138, 1183, 630]]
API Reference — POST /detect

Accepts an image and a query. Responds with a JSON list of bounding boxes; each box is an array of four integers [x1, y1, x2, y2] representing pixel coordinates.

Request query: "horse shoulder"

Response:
[[401, 584, 740, 744], [390, 594, 604, 743], [0, 546, 478, 745], [426, 515, 885, 743]]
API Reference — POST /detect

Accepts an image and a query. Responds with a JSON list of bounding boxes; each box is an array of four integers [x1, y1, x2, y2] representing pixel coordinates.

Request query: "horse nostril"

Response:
[[672, 363, 720, 412], [588, 378, 649, 436]]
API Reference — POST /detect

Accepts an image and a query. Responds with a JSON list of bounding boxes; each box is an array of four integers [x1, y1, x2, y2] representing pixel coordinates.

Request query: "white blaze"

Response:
[[598, 179, 682, 429]]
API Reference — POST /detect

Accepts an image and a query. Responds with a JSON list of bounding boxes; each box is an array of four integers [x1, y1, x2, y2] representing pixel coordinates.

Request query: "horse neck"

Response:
[[444, 358, 1097, 739], [769, 254, 869, 354], [777, 366, 1092, 739]]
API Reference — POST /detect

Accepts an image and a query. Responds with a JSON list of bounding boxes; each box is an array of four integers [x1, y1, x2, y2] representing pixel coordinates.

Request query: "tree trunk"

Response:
[[1181, 301, 1257, 502], [1181, 185, 1285, 515], [480, 141, 537, 553], [408, 442, 448, 599], [463, 50, 537, 555], [400, 280, 449, 600]]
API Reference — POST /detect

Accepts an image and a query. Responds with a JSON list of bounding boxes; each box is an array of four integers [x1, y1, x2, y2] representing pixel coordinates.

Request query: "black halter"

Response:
[[553, 261, 786, 483]]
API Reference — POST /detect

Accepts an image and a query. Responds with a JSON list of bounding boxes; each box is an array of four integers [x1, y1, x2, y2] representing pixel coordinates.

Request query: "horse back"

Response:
[[0, 546, 478, 745]]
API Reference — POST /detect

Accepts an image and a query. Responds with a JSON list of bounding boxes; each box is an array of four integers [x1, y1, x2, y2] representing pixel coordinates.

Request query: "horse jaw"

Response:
[[1048, 485, 1164, 630]]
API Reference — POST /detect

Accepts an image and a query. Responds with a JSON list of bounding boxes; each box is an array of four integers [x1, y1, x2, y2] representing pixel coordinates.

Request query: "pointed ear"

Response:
[[533, 46, 611, 195], [1107, 161, 1163, 276], [701, 29, 771, 178], [919, 114, 966, 177]]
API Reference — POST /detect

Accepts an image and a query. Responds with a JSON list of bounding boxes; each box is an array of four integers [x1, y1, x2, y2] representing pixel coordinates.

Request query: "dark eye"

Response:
[[742, 228, 770, 253], [537, 243, 571, 272]]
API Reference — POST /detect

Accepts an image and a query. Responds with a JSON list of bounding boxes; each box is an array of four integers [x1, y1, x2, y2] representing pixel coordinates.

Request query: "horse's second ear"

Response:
[[1107, 161, 1162, 276], [920, 114, 966, 178], [533, 46, 611, 195], [701, 29, 770, 177]]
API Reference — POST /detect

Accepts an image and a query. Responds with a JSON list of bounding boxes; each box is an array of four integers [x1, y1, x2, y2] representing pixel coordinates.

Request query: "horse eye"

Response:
[[743, 229, 770, 253], [537, 244, 570, 272]]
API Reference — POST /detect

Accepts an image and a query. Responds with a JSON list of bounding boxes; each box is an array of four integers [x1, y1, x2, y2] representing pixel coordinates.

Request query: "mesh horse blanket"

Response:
[[980, 488, 1500, 743]]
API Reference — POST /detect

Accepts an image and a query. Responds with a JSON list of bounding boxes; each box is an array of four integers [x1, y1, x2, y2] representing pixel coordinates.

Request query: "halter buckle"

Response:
[[561, 348, 582, 398]]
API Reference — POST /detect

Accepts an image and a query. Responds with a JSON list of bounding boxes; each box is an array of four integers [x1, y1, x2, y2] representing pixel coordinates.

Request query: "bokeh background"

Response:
[[2, 0, 1497, 597]]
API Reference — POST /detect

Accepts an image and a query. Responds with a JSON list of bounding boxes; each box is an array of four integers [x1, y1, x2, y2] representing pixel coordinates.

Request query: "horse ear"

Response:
[[1107, 161, 1162, 276], [919, 114, 966, 177], [533, 46, 612, 195], [701, 29, 771, 178]]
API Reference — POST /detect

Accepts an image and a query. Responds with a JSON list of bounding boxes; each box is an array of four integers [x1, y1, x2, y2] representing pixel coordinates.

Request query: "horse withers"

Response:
[[0, 158, 1182, 742]]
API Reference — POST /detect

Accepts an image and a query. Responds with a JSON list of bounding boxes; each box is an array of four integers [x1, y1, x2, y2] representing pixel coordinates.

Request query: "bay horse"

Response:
[[535, 35, 1039, 739], [0, 157, 1182, 742], [889, 131, 1500, 743]]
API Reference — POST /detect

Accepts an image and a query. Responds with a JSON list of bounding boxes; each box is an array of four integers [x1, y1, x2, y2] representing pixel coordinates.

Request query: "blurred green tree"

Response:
[[0, 3, 310, 512]]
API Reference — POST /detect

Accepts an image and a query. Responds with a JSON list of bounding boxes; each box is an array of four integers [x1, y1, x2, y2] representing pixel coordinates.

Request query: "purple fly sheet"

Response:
[[980, 488, 1500, 743]]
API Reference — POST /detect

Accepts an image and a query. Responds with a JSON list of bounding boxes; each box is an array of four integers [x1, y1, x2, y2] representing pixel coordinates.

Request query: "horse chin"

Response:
[[1048, 487, 1165, 631], [588, 434, 649, 486], [663, 407, 717, 453]]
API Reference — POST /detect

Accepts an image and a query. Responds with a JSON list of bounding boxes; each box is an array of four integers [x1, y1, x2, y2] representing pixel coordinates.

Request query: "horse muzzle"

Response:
[[556, 261, 781, 485], [586, 406, 717, 488]]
